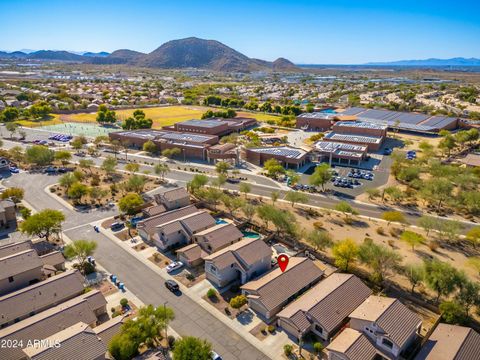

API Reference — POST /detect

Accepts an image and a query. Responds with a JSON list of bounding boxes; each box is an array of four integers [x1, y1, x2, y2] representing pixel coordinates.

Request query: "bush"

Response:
[[229, 295, 248, 309], [267, 325, 275, 333], [112, 311, 121, 318], [440, 301, 467, 325], [313, 221, 324, 230], [376, 227, 385, 235], [389, 227, 401, 237], [283, 344, 293, 356], [167, 335, 176, 349], [313, 342, 324, 354], [83, 287, 92, 293], [428, 240, 440, 252], [186, 273, 195, 281], [120, 298, 129, 307], [388, 239, 395, 247], [20, 207, 31, 219], [207, 288, 217, 299], [83, 262, 96, 275], [111, 307, 116, 313]]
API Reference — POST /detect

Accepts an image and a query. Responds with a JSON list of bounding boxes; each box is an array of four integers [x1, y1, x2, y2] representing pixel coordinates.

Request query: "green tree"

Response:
[[418, 215, 439, 236], [270, 190, 280, 205], [153, 163, 169, 180], [142, 140, 157, 154], [256, 204, 276, 229], [242, 203, 256, 222], [466, 227, 480, 249], [439, 301, 467, 325], [334, 201, 358, 222], [0, 187, 24, 203], [381, 211, 406, 226], [306, 229, 333, 252], [19, 209, 65, 241], [118, 193, 144, 215], [54, 150, 72, 165], [263, 158, 285, 178], [25, 145, 54, 165], [59, 173, 77, 189], [64, 239, 97, 274], [420, 178, 453, 211], [67, 182, 89, 202], [222, 195, 244, 216], [162, 147, 181, 159], [187, 174, 209, 193], [366, 188, 381, 200], [286, 169, 300, 186], [1, 107, 20, 122], [332, 238, 359, 271], [215, 161, 231, 175], [400, 230, 425, 250], [125, 174, 147, 193], [456, 280, 480, 317], [173, 337, 212, 360], [309, 163, 332, 191], [5, 122, 18, 138], [285, 191, 309, 207], [403, 264, 425, 294], [239, 182, 251, 198], [102, 156, 117, 175], [125, 162, 140, 173], [78, 159, 94, 174], [424, 260, 461, 303], [359, 240, 402, 285]]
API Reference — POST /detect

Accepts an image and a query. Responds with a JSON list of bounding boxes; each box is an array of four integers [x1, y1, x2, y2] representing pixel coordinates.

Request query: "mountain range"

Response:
[[0, 37, 297, 72], [366, 57, 480, 66]]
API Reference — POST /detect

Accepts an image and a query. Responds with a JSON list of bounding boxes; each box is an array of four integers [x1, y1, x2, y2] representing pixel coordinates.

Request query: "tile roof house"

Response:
[[277, 274, 372, 341], [241, 257, 324, 321], [154, 187, 190, 211], [326, 328, 379, 360], [205, 238, 272, 288], [0, 240, 33, 259], [92, 315, 126, 345], [0, 249, 44, 295], [22, 322, 107, 360], [137, 205, 198, 242], [152, 210, 216, 250], [193, 223, 244, 254], [142, 204, 167, 218], [349, 296, 422, 358], [176, 243, 208, 268], [0, 270, 85, 327], [415, 323, 480, 360], [0, 290, 107, 360], [39, 251, 66, 271], [0, 199, 17, 228]]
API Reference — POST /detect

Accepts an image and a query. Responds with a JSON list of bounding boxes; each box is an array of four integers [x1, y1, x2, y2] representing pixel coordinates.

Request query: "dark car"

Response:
[[226, 178, 240, 184], [165, 280, 179, 292], [110, 222, 125, 231]]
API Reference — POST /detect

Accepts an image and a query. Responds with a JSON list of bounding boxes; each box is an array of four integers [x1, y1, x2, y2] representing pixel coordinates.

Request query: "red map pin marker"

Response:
[[277, 254, 289, 272]]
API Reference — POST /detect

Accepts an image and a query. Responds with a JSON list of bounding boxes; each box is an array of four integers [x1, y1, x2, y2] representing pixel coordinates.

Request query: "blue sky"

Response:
[[1, 0, 479, 64]]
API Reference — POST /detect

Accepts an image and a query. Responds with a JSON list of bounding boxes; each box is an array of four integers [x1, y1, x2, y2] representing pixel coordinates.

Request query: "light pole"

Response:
[[163, 301, 168, 341]]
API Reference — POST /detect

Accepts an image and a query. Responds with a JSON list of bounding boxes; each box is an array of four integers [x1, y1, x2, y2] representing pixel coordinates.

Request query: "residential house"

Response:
[[92, 315, 126, 345], [178, 222, 245, 267], [415, 323, 480, 360], [0, 199, 17, 228], [0, 240, 33, 259], [22, 322, 107, 360], [154, 187, 190, 211], [241, 257, 324, 322], [176, 244, 208, 268], [0, 270, 85, 328], [277, 274, 372, 341], [326, 328, 380, 360], [142, 204, 167, 218], [205, 238, 272, 288], [0, 290, 107, 360], [39, 251, 66, 271], [349, 296, 422, 358], [137, 205, 198, 242], [152, 210, 216, 250], [0, 249, 43, 295]]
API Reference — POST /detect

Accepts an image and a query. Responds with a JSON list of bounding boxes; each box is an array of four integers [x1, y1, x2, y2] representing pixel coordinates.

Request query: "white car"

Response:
[[166, 261, 184, 273]]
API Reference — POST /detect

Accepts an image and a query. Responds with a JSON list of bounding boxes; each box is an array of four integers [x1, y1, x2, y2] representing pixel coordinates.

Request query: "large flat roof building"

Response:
[[314, 141, 368, 166], [165, 117, 257, 136]]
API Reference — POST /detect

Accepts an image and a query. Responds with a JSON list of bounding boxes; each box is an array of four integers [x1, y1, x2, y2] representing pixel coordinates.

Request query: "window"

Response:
[[314, 325, 323, 334], [8, 276, 13, 283], [210, 265, 217, 274], [382, 338, 393, 349]]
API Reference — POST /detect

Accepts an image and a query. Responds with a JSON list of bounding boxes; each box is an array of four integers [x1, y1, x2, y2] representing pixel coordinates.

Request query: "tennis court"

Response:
[[40, 122, 121, 137]]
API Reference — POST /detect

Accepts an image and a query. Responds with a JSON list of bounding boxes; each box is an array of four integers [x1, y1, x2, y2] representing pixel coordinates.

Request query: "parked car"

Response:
[[44, 166, 57, 174], [165, 280, 179, 292], [166, 261, 184, 273], [226, 178, 240, 184], [110, 222, 125, 231], [383, 148, 393, 155], [9, 167, 19, 173], [211, 351, 223, 360]]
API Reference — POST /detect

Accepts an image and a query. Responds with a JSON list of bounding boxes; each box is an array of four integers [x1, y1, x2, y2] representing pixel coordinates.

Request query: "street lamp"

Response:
[[163, 301, 168, 341]]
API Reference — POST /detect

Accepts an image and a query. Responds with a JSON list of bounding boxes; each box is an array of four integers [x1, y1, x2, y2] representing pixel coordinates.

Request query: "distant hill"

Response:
[[1, 37, 298, 72], [367, 57, 480, 66], [82, 51, 110, 57], [28, 50, 86, 61], [0, 51, 27, 58]]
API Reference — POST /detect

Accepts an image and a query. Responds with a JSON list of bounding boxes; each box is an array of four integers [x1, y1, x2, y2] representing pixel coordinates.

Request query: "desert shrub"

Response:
[[112, 311, 121, 318], [284, 344, 293, 356], [313, 221, 324, 230], [428, 240, 440, 252], [186, 273, 195, 281], [20, 207, 31, 219], [207, 288, 217, 299], [313, 342, 324, 354], [267, 325, 275, 333], [90, 174, 100, 186], [376, 227, 385, 235], [388, 239, 395, 247], [120, 298, 128, 307], [167, 335, 176, 349], [229, 295, 248, 309], [389, 227, 402, 237]]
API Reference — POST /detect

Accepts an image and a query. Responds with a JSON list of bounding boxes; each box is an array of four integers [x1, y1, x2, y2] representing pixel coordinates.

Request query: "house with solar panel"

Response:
[[244, 146, 310, 169]]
